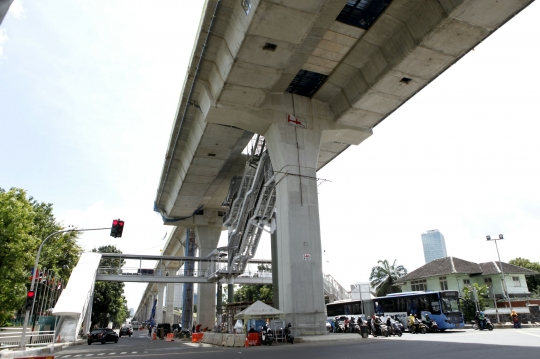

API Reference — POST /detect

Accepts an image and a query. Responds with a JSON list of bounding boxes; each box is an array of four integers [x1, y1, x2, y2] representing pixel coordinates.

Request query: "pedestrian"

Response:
[[510, 310, 521, 328], [148, 325, 152, 337]]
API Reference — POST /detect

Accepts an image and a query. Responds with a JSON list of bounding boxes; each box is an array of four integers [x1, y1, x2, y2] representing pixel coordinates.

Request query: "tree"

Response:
[[91, 245, 129, 328], [508, 258, 540, 294], [369, 259, 407, 297], [461, 283, 489, 322], [0, 188, 81, 326], [233, 264, 273, 302]]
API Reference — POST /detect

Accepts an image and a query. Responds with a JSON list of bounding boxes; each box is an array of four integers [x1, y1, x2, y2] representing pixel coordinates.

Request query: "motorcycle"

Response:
[[388, 320, 402, 337], [422, 319, 439, 333], [472, 318, 494, 331], [261, 328, 274, 345], [409, 319, 427, 334], [333, 320, 345, 333], [284, 323, 294, 344], [372, 322, 389, 337]]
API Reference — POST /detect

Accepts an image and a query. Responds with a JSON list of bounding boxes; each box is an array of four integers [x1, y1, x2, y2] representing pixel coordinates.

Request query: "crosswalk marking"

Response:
[[131, 352, 137, 354], [120, 352, 127, 354], [86, 355, 94, 357], [109, 353, 115, 355]]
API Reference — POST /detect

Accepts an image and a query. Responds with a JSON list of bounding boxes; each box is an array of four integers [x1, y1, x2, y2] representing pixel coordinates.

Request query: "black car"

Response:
[[87, 328, 118, 345], [119, 326, 132, 337], [156, 323, 171, 336]]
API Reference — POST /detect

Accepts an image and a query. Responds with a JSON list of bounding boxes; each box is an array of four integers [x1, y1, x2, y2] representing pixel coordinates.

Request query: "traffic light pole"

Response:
[[20, 227, 111, 349]]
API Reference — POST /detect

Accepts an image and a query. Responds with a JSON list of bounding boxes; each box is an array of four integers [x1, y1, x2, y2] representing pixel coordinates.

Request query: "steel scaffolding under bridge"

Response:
[[95, 253, 272, 284]]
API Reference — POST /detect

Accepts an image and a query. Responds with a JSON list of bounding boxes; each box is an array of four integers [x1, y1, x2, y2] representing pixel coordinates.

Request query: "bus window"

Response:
[[408, 298, 419, 315], [429, 294, 440, 313], [418, 296, 429, 311], [352, 302, 362, 314], [384, 299, 395, 312], [344, 304, 351, 315]]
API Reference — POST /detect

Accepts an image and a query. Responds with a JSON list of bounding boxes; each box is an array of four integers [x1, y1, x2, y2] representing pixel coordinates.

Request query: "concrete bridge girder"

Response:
[[150, 0, 533, 335]]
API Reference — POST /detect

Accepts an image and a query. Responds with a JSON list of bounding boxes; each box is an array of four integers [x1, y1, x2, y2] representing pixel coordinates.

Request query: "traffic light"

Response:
[[25, 291, 35, 311], [110, 219, 125, 238]]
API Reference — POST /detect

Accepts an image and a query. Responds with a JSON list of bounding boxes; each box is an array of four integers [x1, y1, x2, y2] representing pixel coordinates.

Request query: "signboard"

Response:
[[287, 114, 307, 128], [303, 254, 311, 261]]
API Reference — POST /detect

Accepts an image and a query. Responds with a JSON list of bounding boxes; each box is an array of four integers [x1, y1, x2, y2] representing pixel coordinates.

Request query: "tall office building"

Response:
[[421, 229, 447, 263]]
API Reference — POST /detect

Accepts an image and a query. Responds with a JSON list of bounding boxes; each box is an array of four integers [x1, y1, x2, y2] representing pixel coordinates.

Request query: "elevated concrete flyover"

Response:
[[153, 0, 533, 335]]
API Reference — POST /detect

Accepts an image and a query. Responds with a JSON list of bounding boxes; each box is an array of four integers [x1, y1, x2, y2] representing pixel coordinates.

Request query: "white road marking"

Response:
[[515, 330, 540, 338]]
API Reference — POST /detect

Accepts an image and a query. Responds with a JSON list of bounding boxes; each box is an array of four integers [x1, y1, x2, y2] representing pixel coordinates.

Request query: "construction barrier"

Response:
[[165, 333, 174, 342], [247, 333, 261, 346], [191, 332, 204, 343]]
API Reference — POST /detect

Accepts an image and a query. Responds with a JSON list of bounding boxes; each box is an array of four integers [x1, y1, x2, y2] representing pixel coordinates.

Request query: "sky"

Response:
[[1, 1, 539, 311]]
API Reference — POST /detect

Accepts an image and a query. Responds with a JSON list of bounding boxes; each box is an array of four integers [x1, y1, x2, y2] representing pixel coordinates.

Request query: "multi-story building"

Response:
[[421, 229, 447, 263]]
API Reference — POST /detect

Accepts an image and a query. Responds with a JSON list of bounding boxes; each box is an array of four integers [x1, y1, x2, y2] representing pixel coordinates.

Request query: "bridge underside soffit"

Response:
[[154, 0, 532, 220]]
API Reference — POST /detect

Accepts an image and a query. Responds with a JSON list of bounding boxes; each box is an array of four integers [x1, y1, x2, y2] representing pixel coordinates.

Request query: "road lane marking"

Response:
[[89, 350, 224, 358], [515, 330, 540, 338]]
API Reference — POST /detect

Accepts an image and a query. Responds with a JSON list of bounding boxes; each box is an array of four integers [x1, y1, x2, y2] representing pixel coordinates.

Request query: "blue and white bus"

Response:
[[373, 291, 464, 331]]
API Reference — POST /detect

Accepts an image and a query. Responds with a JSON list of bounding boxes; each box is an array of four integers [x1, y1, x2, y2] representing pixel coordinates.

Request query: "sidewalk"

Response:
[[0, 339, 86, 358]]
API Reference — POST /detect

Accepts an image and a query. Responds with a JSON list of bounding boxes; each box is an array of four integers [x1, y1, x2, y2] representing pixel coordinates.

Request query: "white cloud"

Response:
[[0, 29, 7, 58], [9, 0, 26, 19]]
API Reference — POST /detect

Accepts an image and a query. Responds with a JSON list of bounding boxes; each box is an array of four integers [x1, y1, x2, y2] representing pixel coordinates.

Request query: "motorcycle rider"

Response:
[[479, 311, 486, 330], [373, 315, 383, 336], [408, 313, 415, 333]]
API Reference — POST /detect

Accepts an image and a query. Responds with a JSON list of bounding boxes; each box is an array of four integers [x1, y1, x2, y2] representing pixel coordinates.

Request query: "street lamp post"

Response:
[[20, 226, 112, 349], [486, 234, 513, 317]]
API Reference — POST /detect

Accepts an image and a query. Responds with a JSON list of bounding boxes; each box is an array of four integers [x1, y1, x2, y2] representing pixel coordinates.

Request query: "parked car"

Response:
[[87, 328, 118, 345], [157, 323, 171, 336], [119, 326, 133, 337]]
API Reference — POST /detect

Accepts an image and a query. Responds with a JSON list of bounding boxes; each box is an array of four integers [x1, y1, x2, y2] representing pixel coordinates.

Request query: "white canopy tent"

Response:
[[235, 301, 284, 320]]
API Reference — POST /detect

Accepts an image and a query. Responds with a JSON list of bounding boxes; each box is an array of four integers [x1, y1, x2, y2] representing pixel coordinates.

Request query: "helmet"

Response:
[[480, 311, 484, 315], [335, 316, 339, 320], [287, 323, 292, 327]]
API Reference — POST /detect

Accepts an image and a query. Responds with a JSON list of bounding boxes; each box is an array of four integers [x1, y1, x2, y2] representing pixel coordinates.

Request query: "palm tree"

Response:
[[369, 259, 408, 297]]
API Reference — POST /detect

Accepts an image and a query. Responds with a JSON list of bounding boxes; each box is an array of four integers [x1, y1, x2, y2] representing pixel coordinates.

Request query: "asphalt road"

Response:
[[52, 328, 540, 359]]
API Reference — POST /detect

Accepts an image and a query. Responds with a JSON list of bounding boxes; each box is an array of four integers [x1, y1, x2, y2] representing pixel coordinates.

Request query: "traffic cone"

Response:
[[244, 336, 249, 347], [57, 335, 61, 343]]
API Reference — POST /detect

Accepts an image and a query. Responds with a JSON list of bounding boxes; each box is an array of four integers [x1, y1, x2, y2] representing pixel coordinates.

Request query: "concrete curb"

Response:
[[0, 339, 86, 358]]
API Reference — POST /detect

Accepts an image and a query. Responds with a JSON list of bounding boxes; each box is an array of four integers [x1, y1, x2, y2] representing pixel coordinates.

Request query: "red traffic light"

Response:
[[27, 291, 35, 298], [110, 219, 125, 238]]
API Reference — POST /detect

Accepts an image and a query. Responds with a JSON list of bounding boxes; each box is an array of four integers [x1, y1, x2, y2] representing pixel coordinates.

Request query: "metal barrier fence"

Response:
[[0, 328, 55, 348]]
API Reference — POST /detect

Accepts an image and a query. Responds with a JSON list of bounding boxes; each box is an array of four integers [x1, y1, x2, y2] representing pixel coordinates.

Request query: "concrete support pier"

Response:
[[195, 225, 221, 330], [156, 285, 164, 324], [265, 121, 326, 335], [166, 282, 175, 324]]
